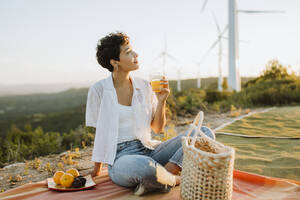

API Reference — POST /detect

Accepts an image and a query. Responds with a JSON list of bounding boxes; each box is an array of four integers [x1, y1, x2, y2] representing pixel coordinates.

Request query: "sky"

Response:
[[1, 0, 300, 85]]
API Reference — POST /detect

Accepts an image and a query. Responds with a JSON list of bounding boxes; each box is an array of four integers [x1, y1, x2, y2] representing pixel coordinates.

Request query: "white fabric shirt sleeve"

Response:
[[85, 86, 101, 128]]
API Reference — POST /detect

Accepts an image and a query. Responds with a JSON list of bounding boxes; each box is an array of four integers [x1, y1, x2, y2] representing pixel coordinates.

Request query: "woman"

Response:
[[85, 32, 215, 196]]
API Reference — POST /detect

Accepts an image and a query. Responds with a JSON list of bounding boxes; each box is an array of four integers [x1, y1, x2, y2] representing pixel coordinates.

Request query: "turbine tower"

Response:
[[175, 66, 182, 92], [228, 0, 240, 91], [194, 61, 202, 89]]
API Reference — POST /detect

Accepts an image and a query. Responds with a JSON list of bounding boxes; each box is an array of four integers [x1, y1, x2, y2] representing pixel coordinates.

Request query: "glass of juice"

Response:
[[150, 72, 167, 92]]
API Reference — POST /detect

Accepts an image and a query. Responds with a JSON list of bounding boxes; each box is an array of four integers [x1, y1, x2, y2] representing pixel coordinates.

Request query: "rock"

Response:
[[76, 162, 93, 170], [59, 152, 68, 157], [3, 163, 25, 170]]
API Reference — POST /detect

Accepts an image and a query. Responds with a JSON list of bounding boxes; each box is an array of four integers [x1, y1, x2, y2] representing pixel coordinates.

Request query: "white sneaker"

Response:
[[134, 184, 146, 196]]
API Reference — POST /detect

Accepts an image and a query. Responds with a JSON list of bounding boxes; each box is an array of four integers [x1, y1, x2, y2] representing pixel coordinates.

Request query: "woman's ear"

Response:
[[110, 59, 118, 71]]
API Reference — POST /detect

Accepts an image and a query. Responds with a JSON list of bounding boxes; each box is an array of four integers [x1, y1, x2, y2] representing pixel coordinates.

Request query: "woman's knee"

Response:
[[200, 126, 216, 140], [110, 155, 176, 190], [109, 155, 157, 187], [181, 126, 215, 140]]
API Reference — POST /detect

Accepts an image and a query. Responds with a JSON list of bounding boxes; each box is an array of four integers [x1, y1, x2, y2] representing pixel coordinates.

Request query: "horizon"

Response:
[[0, 75, 261, 87], [0, 76, 258, 96]]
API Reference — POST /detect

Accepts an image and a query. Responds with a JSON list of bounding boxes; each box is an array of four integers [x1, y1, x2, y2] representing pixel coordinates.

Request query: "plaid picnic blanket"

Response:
[[1, 168, 299, 200]]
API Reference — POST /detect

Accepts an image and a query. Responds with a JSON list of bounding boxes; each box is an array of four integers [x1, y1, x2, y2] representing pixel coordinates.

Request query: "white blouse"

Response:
[[85, 74, 161, 165], [117, 104, 136, 143]]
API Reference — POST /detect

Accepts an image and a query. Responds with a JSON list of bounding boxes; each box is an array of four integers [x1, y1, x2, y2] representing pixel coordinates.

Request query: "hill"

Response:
[[0, 77, 254, 137], [0, 88, 88, 137]]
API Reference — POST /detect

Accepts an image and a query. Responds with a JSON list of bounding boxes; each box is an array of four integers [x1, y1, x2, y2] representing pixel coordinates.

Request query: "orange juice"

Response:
[[150, 80, 162, 92], [161, 80, 168, 88]]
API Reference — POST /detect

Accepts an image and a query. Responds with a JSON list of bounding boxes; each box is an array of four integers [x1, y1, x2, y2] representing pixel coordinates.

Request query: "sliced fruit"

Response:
[[53, 171, 65, 185], [60, 173, 75, 188], [66, 168, 80, 178]]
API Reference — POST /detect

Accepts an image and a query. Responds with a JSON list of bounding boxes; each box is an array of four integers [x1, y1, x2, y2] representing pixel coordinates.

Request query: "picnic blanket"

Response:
[[1, 168, 300, 200]]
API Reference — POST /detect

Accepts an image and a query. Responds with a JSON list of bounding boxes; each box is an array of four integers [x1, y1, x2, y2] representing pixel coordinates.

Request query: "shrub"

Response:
[[205, 90, 231, 103]]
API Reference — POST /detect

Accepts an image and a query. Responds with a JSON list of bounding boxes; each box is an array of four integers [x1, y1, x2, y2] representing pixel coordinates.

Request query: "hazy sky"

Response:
[[1, 0, 299, 85]]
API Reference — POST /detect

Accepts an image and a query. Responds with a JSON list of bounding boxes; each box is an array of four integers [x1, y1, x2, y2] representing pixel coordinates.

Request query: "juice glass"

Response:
[[150, 73, 167, 92]]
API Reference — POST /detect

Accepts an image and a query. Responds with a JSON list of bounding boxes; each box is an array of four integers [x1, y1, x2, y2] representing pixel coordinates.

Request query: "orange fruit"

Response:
[[53, 171, 65, 185], [60, 173, 75, 188], [66, 168, 79, 178]]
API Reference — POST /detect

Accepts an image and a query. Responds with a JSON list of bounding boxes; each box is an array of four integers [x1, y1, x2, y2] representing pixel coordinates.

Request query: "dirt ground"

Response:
[[0, 108, 260, 193]]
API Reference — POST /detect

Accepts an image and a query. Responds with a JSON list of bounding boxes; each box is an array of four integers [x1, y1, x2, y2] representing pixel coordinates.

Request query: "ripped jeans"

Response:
[[108, 126, 216, 193]]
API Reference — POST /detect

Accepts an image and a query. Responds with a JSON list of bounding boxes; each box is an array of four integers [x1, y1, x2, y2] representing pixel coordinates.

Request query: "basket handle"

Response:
[[186, 111, 210, 147], [186, 111, 202, 137]]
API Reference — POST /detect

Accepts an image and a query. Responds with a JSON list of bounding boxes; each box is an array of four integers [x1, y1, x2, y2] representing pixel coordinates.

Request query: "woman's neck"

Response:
[[112, 71, 131, 88]]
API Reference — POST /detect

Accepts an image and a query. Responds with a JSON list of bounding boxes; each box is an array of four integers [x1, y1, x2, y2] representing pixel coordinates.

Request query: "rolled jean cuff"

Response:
[[168, 159, 182, 169]]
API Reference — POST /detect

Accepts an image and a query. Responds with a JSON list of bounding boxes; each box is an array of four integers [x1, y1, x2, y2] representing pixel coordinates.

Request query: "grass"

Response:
[[219, 106, 300, 137], [216, 106, 300, 181]]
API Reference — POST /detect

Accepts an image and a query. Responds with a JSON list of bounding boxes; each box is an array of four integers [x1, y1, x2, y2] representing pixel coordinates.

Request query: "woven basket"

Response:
[[181, 111, 235, 200]]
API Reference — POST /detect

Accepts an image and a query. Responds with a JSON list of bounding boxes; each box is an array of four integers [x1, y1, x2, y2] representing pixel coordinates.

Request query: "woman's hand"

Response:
[[155, 76, 170, 102]]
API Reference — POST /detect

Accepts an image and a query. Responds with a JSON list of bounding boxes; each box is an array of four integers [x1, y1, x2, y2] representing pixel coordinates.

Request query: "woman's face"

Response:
[[117, 44, 139, 72]]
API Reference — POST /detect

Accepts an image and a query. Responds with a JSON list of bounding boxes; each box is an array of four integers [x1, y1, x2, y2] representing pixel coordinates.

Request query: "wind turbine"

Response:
[[153, 35, 179, 76], [196, 22, 228, 91], [211, 11, 225, 91], [202, 0, 284, 91], [194, 61, 202, 89], [200, 13, 247, 91], [174, 65, 183, 92]]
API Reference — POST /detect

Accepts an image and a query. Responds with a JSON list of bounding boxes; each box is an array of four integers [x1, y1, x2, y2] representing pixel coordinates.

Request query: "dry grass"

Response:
[[219, 106, 300, 137], [217, 106, 300, 181]]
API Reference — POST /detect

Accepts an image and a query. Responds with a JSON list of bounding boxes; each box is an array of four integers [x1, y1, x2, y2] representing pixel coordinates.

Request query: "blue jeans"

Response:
[[108, 126, 215, 193]]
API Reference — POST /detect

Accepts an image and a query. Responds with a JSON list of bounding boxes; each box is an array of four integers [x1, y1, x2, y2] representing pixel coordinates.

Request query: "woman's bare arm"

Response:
[[151, 77, 170, 133], [151, 100, 167, 133]]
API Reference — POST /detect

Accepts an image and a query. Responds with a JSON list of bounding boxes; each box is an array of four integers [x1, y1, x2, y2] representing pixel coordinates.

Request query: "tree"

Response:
[[262, 59, 290, 80], [222, 78, 229, 91]]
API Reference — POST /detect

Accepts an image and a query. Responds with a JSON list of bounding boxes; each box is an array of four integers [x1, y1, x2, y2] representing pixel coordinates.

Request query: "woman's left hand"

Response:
[[155, 76, 170, 102]]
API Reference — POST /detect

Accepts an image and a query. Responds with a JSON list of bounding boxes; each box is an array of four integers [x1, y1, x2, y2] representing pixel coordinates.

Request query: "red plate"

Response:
[[47, 175, 96, 191]]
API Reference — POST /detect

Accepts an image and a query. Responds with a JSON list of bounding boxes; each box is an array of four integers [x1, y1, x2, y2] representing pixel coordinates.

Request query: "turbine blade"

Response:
[[200, 39, 219, 62], [165, 53, 179, 62], [238, 10, 285, 14], [152, 53, 164, 62], [197, 24, 228, 64], [221, 36, 249, 44], [220, 24, 229, 36], [201, 0, 209, 13], [211, 10, 221, 34]]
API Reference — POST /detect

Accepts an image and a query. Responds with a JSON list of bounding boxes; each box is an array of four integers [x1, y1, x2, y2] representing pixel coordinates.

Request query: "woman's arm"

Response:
[[151, 77, 170, 133], [151, 99, 167, 133]]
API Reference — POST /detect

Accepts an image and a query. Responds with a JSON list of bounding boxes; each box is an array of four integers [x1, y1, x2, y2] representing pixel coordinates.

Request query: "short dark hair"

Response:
[[96, 32, 130, 72]]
